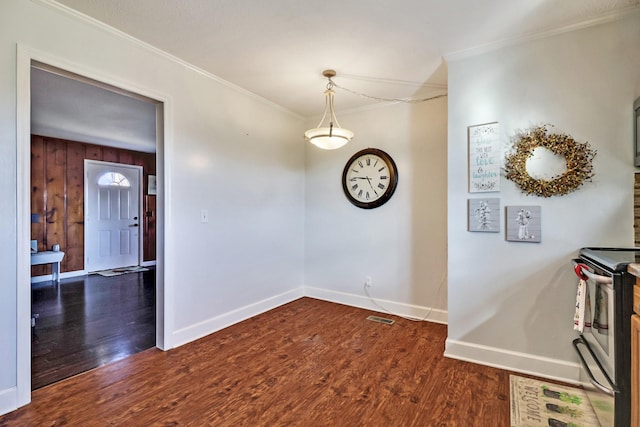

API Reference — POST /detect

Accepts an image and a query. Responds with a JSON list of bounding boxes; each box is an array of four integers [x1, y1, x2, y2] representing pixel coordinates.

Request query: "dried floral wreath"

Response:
[[503, 125, 596, 197]]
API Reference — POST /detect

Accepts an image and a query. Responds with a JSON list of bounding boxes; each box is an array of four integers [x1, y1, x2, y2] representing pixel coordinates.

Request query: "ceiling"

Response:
[[31, 65, 158, 152], [31, 0, 640, 148]]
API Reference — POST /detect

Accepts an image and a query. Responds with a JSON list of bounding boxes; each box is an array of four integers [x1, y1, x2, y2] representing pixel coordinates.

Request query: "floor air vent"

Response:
[[366, 315, 394, 325]]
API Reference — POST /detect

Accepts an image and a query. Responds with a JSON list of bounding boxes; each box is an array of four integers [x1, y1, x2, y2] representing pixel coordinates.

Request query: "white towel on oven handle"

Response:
[[573, 278, 592, 333]]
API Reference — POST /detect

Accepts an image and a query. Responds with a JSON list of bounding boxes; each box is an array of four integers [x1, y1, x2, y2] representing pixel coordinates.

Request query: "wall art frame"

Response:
[[505, 205, 541, 243], [468, 122, 501, 193], [468, 198, 500, 232]]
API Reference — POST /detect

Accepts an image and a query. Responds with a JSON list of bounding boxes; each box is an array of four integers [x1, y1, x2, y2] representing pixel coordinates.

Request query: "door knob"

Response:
[[129, 223, 139, 227]]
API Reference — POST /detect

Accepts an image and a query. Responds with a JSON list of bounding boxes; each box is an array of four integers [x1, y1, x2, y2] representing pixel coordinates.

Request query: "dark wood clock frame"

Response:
[[341, 148, 398, 209]]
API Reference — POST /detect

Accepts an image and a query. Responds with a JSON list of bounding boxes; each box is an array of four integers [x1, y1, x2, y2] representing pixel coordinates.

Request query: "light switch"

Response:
[[200, 209, 209, 223]]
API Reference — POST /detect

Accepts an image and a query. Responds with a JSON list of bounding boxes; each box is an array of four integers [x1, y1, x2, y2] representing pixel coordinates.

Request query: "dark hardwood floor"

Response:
[[31, 268, 156, 390], [2, 297, 530, 426]]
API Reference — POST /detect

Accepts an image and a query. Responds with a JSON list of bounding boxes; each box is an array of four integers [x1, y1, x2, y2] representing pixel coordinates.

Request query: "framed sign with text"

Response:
[[468, 122, 501, 193]]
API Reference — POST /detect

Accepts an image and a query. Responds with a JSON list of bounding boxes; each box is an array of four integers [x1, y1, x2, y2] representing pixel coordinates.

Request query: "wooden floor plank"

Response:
[[4, 297, 522, 426]]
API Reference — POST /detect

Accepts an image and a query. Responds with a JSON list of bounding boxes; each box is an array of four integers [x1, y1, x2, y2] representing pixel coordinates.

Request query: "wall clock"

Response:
[[342, 148, 398, 209]]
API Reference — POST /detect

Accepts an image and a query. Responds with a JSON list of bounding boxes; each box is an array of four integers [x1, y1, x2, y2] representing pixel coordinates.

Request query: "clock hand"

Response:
[[365, 176, 374, 189]]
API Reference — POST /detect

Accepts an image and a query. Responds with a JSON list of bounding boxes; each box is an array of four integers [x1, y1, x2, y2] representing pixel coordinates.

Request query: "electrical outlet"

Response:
[[365, 276, 372, 287]]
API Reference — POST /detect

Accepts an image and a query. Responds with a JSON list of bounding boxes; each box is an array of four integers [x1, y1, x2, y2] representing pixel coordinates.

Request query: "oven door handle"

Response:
[[572, 337, 617, 397], [571, 259, 613, 284]]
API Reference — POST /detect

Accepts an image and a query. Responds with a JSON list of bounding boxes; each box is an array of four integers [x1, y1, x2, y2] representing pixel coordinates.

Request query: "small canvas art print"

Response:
[[468, 198, 500, 232], [506, 205, 541, 243]]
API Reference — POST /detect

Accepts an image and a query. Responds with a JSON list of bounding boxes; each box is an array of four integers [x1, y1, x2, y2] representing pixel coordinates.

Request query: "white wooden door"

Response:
[[85, 160, 142, 272]]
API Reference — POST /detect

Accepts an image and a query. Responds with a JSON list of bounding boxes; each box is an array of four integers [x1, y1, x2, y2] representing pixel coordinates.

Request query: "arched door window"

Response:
[[97, 172, 131, 187]]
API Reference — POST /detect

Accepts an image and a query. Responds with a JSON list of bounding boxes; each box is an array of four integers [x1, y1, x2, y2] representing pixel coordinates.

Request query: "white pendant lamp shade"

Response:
[[305, 70, 354, 150]]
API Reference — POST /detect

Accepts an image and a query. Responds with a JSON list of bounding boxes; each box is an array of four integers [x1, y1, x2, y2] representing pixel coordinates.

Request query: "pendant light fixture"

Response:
[[304, 69, 354, 150]]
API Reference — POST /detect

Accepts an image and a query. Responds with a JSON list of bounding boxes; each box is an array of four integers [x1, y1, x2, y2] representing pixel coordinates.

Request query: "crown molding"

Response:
[[32, 0, 304, 121], [444, 4, 640, 62]]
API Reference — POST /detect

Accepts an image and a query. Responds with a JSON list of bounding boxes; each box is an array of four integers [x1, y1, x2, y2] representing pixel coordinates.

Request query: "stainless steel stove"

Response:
[[572, 247, 639, 427]]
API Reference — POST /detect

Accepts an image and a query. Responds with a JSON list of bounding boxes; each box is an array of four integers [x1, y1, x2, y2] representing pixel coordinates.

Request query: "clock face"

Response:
[[342, 148, 398, 209]]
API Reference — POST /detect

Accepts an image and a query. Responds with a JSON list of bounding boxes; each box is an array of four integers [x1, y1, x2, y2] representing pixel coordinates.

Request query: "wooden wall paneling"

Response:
[[31, 135, 157, 279], [131, 153, 148, 261], [84, 145, 102, 161], [132, 152, 157, 262], [66, 141, 85, 272], [144, 195, 156, 261], [145, 153, 156, 262], [45, 139, 67, 272], [119, 150, 133, 166], [102, 146, 119, 163], [31, 136, 46, 276]]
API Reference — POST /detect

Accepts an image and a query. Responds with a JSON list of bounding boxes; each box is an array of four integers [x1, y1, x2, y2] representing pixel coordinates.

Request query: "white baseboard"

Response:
[[0, 387, 19, 417], [31, 269, 86, 283], [170, 287, 305, 348], [304, 286, 448, 325], [444, 338, 581, 385], [30, 264, 155, 283]]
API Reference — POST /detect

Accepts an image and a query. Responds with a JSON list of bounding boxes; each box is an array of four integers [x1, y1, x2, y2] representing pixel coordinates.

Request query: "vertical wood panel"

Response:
[[30, 135, 157, 279], [133, 152, 157, 262], [119, 151, 133, 165], [31, 136, 47, 276], [145, 152, 156, 262], [85, 145, 102, 161], [66, 141, 85, 272], [144, 195, 156, 261], [102, 147, 119, 163], [45, 139, 67, 263]]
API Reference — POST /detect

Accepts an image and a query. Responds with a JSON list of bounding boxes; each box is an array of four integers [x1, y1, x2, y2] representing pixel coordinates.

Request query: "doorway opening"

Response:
[[24, 58, 165, 391]]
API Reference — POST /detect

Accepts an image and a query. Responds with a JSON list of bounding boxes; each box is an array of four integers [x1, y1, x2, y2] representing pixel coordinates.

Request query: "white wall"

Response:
[[0, 0, 305, 413], [446, 13, 640, 381], [305, 98, 448, 322]]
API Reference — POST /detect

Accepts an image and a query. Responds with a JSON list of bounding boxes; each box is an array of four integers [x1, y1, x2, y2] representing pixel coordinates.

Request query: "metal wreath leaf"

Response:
[[503, 125, 596, 197]]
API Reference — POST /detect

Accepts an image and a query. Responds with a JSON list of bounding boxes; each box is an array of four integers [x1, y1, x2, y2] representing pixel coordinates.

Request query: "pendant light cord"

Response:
[[328, 77, 447, 104]]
